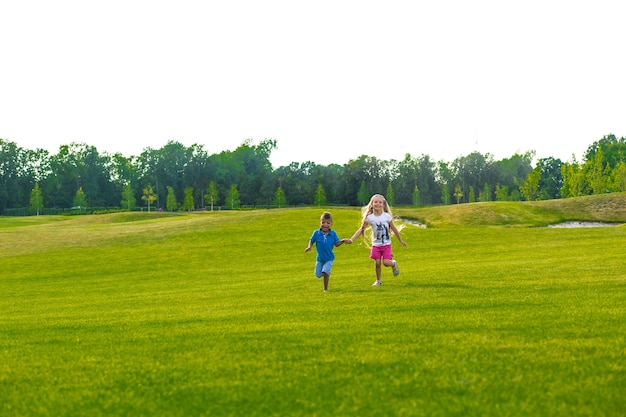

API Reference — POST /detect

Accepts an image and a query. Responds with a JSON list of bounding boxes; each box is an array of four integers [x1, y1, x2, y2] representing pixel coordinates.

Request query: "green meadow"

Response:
[[1, 195, 625, 417]]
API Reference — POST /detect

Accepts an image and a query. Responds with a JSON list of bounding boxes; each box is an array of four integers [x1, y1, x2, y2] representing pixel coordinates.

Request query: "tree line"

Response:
[[1, 134, 626, 215]]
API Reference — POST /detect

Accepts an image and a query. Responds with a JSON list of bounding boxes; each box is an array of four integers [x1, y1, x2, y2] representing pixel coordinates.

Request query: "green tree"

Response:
[[412, 186, 422, 206], [536, 157, 564, 200], [49, 143, 117, 208], [314, 184, 327, 206], [357, 180, 369, 205], [344, 156, 388, 206], [142, 185, 157, 212], [441, 183, 450, 205], [587, 147, 609, 194], [584, 134, 626, 170], [520, 167, 541, 201], [73, 186, 88, 209], [453, 185, 463, 204], [121, 182, 136, 211], [396, 154, 438, 206], [480, 183, 492, 202], [0, 139, 24, 211], [386, 183, 395, 205], [231, 139, 276, 205], [560, 157, 586, 198], [30, 183, 44, 215], [111, 152, 140, 205], [226, 185, 241, 209], [273, 186, 287, 208], [166, 186, 178, 212], [205, 181, 219, 211], [610, 160, 626, 192], [452, 151, 495, 203], [468, 186, 476, 203], [493, 152, 534, 200], [182, 187, 194, 212], [495, 184, 509, 201]]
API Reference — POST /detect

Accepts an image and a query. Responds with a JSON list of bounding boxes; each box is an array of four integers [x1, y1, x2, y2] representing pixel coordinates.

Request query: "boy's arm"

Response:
[[333, 231, 344, 247], [304, 233, 314, 252]]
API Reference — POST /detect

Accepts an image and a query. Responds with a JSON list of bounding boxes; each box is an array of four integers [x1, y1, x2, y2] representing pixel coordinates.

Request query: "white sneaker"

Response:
[[372, 280, 382, 286], [392, 260, 400, 276]]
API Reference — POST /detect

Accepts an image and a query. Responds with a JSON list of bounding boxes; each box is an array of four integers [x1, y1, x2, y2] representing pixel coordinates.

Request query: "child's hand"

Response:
[[342, 238, 352, 244], [304, 247, 311, 252]]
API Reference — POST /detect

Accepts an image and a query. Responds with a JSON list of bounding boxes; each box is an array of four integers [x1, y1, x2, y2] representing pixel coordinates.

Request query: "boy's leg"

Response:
[[314, 261, 323, 278], [321, 261, 333, 291]]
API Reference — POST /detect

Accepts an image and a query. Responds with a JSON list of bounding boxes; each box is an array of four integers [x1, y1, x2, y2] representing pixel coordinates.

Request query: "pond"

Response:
[[547, 221, 622, 228]]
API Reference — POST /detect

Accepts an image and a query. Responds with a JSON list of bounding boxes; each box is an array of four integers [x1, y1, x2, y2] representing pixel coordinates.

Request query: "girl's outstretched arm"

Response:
[[347, 221, 367, 243], [389, 221, 407, 247]]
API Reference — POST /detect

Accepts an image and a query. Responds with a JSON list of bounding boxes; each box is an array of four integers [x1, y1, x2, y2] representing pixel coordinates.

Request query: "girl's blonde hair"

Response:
[[361, 194, 393, 222], [358, 194, 403, 247]]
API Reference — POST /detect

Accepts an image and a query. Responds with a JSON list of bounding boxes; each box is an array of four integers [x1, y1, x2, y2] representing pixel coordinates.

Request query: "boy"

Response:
[[305, 211, 347, 292]]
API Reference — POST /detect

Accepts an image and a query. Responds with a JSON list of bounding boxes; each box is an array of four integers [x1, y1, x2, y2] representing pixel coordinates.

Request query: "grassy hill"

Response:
[[1, 197, 625, 416], [396, 192, 626, 228]]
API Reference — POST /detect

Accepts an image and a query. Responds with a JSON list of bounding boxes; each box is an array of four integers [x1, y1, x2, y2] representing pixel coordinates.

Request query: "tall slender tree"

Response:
[[205, 181, 219, 211], [226, 185, 241, 209], [73, 186, 88, 212], [121, 182, 136, 211], [182, 187, 195, 212], [30, 183, 43, 215], [142, 185, 157, 212], [315, 184, 327, 207], [273, 186, 287, 208], [166, 186, 178, 212]]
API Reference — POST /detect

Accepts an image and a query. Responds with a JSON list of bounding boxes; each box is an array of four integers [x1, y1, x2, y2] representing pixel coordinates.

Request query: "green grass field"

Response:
[[1, 196, 625, 416]]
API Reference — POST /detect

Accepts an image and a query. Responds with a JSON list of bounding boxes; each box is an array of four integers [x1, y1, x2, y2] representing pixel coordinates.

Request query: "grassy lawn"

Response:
[[1, 200, 625, 416]]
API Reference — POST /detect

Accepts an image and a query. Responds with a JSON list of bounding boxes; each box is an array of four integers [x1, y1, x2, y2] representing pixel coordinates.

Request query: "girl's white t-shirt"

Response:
[[366, 212, 392, 246]]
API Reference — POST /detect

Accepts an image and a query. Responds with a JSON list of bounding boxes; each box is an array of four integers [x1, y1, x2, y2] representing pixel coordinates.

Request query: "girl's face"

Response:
[[320, 218, 332, 231], [371, 196, 385, 213]]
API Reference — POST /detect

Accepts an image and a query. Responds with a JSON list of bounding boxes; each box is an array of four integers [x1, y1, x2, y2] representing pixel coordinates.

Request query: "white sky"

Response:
[[1, 1, 625, 168]]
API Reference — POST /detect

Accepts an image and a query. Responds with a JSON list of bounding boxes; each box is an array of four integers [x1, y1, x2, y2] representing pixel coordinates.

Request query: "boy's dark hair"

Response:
[[321, 211, 332, 221]]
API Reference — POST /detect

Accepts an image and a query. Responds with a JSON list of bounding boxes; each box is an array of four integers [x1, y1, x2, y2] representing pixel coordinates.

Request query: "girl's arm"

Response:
[[389, 221, 407, 247], [347, 221, 368, 243]]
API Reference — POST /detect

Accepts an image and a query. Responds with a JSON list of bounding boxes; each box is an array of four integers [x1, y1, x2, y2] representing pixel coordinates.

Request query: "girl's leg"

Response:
[[323, 272, 329, 292], [375, 258, 382, 280], [383, 259, 399, 276], [381, 247, 399, 276]]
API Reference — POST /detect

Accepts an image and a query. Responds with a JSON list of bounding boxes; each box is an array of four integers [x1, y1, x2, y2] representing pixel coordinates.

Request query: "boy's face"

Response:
[[320, 218, 332, 231]]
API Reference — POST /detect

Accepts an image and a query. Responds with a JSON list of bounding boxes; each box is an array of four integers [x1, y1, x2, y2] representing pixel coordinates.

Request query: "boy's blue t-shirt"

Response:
[[310, 229, 340, 262]]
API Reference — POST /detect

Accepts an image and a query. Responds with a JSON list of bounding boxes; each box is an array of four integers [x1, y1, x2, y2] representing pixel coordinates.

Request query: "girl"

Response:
[[347, 194, 406, 286]]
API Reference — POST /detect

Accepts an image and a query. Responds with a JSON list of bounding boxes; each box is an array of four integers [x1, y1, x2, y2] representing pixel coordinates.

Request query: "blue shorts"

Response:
[[315, 260, 334, 278], [370, 244, 393, 260]]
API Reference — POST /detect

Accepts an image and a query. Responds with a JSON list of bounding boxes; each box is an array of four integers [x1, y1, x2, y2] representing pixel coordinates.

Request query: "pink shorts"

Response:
[[370, 244, 393, 260]]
